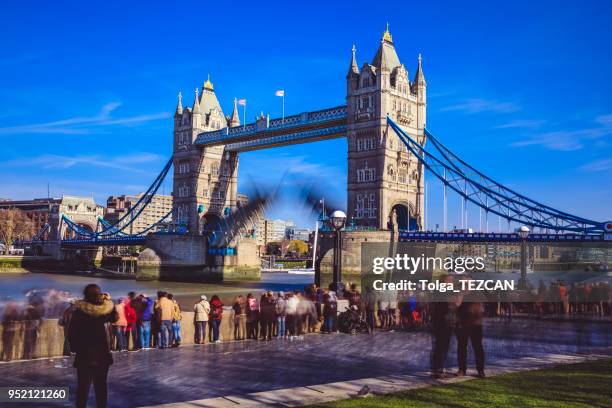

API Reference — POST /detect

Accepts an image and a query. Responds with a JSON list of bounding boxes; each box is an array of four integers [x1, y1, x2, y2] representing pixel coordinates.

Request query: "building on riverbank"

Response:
[[0, 196, 103, 239], [105, 193, 173, 234]]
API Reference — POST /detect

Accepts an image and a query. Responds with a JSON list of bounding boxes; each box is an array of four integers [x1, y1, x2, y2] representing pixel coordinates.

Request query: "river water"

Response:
[[0, 272, 314, 314]]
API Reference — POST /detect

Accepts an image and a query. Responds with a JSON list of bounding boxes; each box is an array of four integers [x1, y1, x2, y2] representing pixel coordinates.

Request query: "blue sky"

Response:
[[0, 1, 611, 229]]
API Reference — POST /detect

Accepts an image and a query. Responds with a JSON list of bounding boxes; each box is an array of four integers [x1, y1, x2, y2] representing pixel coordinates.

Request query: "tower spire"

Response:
[[192, 88, 200, 113], [203, 74, 214, 91], [175, 91, 183, 115], [414, 53, 426, 86], [347, 44, 359, 77], [382, 22, 393, 43]]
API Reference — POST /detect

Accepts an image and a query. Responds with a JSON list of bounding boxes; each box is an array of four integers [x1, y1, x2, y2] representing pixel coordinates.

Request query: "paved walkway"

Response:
[[1, 319, 610, 407]]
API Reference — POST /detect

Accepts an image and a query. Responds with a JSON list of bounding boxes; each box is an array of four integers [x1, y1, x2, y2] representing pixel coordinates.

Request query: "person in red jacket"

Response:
[[209, 295, 223, 343], [123, 296, 138, 351]]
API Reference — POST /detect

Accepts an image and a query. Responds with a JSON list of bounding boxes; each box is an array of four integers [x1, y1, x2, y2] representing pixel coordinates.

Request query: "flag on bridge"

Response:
[[275, 90, 285, 121], [237, 99, 247, 128]]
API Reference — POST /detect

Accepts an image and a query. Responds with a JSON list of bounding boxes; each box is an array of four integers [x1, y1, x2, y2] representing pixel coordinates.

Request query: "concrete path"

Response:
[[1, 319, 610, 407], [140, 352, 612, 407]]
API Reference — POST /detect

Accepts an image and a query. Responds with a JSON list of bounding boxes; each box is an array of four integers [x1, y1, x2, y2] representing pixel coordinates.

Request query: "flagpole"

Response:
[[282, 94, 285, 123], [243, 102, 246, 129]]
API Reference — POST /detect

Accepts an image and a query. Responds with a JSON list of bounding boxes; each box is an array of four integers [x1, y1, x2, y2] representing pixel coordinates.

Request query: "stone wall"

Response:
[[138, 235, 260, 282], [317, 230, 396, 289], [0, 310, 296, 361]]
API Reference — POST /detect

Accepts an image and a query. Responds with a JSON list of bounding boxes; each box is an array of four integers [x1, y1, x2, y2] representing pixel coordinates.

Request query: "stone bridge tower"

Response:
[[346, 25, 426, 231], [172, 76, 240, 234]]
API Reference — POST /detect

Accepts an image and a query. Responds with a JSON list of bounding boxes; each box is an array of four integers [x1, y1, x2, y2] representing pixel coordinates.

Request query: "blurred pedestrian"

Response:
[[209, 295, 223, 343], [232, 295, 245, 340], [275, 292, 287, 339], [168, 294, 181, 347], [193, 295, 210, 344], [68, 284, 118, 408]]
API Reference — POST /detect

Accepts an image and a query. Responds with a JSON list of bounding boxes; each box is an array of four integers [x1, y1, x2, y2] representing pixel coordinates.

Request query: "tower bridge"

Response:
[[33, 26, 610, 282], [176, 25, 426, 234]]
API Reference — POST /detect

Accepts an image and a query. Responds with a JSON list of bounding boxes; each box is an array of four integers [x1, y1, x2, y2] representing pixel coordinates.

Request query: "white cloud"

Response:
[[0, 152, 165, 174], [0, 102, 170, 135], [441, 98, 520, 114], [511, 114, 612, 151], [580, 158, 612, 172], [494, 119, 546, 129], [0, 178, 150, 205], [242, 154, 345, 183]]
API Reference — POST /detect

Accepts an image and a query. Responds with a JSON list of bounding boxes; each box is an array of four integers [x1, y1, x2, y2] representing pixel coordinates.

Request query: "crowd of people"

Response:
[[33, 277, 612, 407], [2, 278, 610, 358]]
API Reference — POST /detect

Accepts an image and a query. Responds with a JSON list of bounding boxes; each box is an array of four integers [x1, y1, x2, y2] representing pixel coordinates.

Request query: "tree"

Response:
[[287, 240, 309, 256], [0, 209, 34, 255], [266, 241, 282, 256]]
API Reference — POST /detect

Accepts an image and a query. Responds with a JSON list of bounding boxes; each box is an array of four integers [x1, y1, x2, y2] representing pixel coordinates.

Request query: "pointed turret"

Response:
[[199, 74, 223, 115], [347, 44, 359, 77], [203, 74, 214, 92], [372, 23, 401, 71], [382, 22, 393, 43], [175, 91, 183, 116], [230, 97, 240, 127], [414, 53, 426, 87], [192, 88, 201, 113]]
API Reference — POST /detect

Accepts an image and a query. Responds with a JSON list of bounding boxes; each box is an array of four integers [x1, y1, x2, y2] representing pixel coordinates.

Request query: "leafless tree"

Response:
[[0, 209, 33, 254]]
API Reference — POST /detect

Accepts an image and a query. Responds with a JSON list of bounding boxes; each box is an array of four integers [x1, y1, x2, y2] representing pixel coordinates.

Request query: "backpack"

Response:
[[211, 306, 221, 320]]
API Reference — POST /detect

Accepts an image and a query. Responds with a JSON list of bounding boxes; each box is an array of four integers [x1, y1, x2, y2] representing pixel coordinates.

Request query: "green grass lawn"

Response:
[[312, 358, 612, 408]]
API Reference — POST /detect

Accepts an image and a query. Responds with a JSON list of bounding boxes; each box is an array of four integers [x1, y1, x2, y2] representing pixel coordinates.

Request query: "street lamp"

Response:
[[517, 225, 530, 290], [328, 210, 347, 297]]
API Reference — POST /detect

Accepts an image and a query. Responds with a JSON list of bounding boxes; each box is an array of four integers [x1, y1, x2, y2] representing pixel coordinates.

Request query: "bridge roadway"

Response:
[[1, 319, 610, 407], [399, 231, 611, 243], [56, 230, 610, 248], [194, 105, 347, 152]]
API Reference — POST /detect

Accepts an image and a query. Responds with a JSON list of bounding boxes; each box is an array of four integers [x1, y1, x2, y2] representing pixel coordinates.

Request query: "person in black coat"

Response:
[[260, 292, 277, 340], [68, 284, 118, 408], [430, 275, 455, 379]]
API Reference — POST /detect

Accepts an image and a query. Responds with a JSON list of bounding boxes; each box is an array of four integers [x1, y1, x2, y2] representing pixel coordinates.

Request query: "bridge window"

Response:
[[178, 184, 190, 198], [357, 137, 375, 151], [356, 193, 377, 218], [211, 163, 219, 175], [213, 189, 226, 200], [177, 205, 187, 222], [359, 96, 371, 110], [387, 165, 396, 181], [355, 194, 364, 218], [357, 164, 376, 183], [178, 132, 190, 145], [178, 161, 190, 174], [398, 168, 407, 183]]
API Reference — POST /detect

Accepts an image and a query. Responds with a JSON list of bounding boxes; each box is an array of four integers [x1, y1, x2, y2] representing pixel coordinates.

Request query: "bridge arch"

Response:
[[200, 213, 222, 235], [389, 201, 418, 231], [62, 221, 96, 239]]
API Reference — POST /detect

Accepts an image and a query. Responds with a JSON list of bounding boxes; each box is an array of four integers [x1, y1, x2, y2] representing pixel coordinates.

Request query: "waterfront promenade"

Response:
[[1, 319, 610, 407]]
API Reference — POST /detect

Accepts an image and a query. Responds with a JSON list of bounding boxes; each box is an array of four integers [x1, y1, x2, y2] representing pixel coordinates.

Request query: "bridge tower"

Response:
[[172, 77, 240, 234], [346, 25, 426, 231]]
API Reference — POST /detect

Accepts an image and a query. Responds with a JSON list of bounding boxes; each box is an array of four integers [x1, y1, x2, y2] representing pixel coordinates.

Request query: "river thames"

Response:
[[0, 271, 314, 313]]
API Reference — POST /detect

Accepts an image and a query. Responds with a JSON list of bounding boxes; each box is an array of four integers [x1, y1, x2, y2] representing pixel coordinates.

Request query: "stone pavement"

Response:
[[0, 319, 610, 407], [140, 353, 612, 407]]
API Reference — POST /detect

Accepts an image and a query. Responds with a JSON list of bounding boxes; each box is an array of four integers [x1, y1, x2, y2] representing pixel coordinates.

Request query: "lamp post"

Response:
[[517, 225, 530, 290], [328, 210, 347, 298]]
